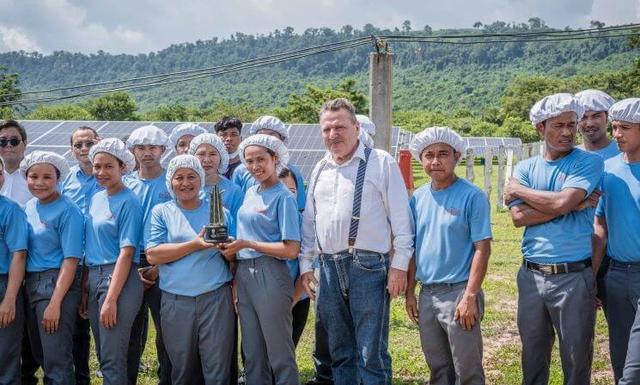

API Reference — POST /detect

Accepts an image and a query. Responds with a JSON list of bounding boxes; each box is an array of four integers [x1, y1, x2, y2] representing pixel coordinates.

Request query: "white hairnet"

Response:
[[188, 133, 229, 175], [359, 130, 374, 149], [165, 155, 205, 199], [89, 137, 136, 173], [356, 114, 376, 136], [169, 123, 207, 146], [20, 151, 70, 180], [609, 98, 640, 124], [126, 125, 170, 148], [529, 93, 585, 127], [575, 89, 615, 113], [239, 134, 289, 175], [409, 126, 466, 162], [249, 116, 290, 144]]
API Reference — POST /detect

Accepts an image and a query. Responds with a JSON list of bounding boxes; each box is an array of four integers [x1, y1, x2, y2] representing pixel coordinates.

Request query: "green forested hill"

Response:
[[1, 20, 636, 113]]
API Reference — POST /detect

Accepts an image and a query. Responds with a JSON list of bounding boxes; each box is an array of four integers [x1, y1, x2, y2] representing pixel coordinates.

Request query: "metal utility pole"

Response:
[[368, 37, 393, 153]]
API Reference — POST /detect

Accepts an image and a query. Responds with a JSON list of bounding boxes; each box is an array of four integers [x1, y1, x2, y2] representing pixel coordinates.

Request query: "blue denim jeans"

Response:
[[317, 250, 391, 385]]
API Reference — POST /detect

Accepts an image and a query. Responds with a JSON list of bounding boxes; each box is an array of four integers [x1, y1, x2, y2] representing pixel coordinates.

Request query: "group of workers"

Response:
[[0, 92, 638, 385]]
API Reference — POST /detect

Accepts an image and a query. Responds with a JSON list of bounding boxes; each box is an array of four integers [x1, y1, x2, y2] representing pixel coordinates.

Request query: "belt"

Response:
[[524, 259, 591, 275], [609, 259, 640, 268]]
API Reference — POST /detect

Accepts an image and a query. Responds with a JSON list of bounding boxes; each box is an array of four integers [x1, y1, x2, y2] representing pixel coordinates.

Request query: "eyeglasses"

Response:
[[73, 141, 96, 149], [0, 138, 21, 148]]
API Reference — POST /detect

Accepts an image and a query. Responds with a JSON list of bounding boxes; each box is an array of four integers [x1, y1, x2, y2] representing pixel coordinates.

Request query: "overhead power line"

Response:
[[2, 24, 638, 107]]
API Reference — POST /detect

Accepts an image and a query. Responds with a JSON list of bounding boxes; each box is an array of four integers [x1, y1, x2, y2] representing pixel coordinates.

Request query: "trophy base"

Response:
[[204, 225, 229, 244]]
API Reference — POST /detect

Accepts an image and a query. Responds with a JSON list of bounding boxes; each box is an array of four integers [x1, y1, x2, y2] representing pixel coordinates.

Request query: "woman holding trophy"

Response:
[[146, 154, 235, 385], [188, 133, 244, 218], [219, 134, 301, 385]]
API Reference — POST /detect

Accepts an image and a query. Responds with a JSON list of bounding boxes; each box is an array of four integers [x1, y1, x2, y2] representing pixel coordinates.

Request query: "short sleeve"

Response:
[[277, 194, 301, 242], [562, 154, 604, 195], [147, 205, 168, 249], [468, 191, 492, 243], [118, 199, 143, 250], [5, 205, 28, 253], [508, 160, 529, 208], [60, 203, 84, 259]]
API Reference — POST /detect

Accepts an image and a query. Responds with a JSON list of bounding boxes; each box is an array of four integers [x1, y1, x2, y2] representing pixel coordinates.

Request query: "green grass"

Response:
[[70, 163, 613, 384]]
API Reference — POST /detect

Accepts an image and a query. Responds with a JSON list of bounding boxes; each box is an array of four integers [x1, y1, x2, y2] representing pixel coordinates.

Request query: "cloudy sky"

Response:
[[0, 0, 637, 54]]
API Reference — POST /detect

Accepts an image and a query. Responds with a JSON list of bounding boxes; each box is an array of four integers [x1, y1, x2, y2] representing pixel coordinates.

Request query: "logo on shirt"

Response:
[[445, 207, 461, 216]]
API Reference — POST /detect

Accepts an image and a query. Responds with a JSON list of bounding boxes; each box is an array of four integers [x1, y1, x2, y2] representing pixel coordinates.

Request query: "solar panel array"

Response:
[[463, 137, 523, 158], [19, 120, 523, 179], [19, 120, 405, 181]]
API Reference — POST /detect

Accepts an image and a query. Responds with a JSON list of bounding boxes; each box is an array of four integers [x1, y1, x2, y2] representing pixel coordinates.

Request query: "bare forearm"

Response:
[[592, 217, 608, 275], [464, 241, 491, 296], [510, 204, 558, 227], [248, 240, 300, 260], [105, 248, 134, 304], [405, 257, 418, 296], [513, 185, 584, 215], [50, 258, 78, 305], [5, 251, 26, 301], [146, 240, 202, 265]]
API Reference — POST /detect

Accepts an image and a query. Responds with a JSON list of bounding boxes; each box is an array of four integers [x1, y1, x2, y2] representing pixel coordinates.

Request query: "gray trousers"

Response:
[[88, 264, 143, 385], [0, 274, 24, 385], [160, 284, 235, 385], [418, 282, 485, 385], [606, 262, 640, 385], [236, 256, 299, 385], [26, 269, 80, 385], [517, 265, 595, 385]]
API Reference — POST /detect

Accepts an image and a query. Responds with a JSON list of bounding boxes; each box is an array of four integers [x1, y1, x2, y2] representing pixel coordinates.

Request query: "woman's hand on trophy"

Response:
[[219, 239, 250, 260], [194, 228, 220, 250]]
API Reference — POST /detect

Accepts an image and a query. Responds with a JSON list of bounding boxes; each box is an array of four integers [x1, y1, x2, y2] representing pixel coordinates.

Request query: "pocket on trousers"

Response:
[[353, 253, 387, 272]]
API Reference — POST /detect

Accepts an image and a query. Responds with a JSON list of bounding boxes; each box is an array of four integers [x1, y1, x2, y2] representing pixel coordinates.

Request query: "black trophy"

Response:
[[204, 184, 229, 243]]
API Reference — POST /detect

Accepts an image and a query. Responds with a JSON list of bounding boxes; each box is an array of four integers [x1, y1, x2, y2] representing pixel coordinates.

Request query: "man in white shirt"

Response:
[[300, 98, 414, 385], [0, 120, 32, 208]]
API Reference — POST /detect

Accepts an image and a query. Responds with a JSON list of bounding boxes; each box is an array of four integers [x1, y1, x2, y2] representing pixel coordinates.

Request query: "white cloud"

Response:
[[0, 26, 41, 52], [0, 0, 636, 54]]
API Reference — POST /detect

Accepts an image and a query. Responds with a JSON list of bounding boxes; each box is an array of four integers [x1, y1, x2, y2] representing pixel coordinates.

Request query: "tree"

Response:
[[590, 20, 605, 29], [423, 25, 432, 35], [0, 66, 21, 119], [402, 20, 412, 33], [473, 21, 483, 29], [26, 104, 93, 120], [527, 17, 544, 30], [83, 92, 138, 121], [501, 75, 570, 121], [276, 78, 367, 123], [144, 103, 190, 121]]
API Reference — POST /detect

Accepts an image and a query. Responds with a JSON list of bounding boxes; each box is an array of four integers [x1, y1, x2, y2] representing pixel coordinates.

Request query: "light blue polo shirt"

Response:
[[25, 195, 84, 272], [411, 178, 492, 284], [232, 163, 306, 211], [236, 182, 300, 260], [147, 200, 234, 297], [60, 165, 104, 215], [0, 196, 28, 274], [580, 140, 620, 160], [509, 148, 604, 264], [125, 171, 172, 251], [201, 176, 244, 220], [85, 188, 143, 266], [596, 154, 640, 263]]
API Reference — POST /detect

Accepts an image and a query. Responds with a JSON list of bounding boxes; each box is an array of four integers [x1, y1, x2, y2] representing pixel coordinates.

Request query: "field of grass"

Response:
[[76, 163, 613, 384]]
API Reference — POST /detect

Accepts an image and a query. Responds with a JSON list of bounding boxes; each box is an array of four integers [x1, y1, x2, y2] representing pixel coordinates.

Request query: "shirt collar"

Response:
[[325, 140, 365, 167]]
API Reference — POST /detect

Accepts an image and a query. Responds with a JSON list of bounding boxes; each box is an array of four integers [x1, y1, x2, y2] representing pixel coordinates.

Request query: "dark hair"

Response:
[[215, 117, 243, 133], [70, 126, 99, 145], [278, 168, 298, 189], [0, 119, 27, 142]]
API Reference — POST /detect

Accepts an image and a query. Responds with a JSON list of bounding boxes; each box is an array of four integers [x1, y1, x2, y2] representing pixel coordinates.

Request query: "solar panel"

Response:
[[20, 119, 491, 180]]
